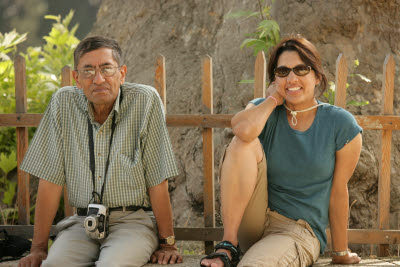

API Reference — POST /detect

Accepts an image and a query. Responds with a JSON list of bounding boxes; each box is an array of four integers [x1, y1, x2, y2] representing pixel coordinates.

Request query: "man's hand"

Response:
[[18, 248, 47, 267], [331, 251, 361, 265], [150, 244, 183, 265]]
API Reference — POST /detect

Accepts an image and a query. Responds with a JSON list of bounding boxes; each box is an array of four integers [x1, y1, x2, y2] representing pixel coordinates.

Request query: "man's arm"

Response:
[[18, 179, 63, 267], [329, 133, 362, 264], [148, 180, 183, 265]]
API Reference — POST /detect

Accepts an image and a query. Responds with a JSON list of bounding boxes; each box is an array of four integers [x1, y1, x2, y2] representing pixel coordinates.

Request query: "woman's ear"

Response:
[[315, 73, 321, 85]]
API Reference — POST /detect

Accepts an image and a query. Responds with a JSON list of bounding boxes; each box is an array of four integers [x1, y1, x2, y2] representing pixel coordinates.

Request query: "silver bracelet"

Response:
[[331, 249, 349, 257]]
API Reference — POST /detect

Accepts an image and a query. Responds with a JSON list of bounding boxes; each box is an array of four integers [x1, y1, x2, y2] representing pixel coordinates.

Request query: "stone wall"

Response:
[[90, 0, 400, 254]]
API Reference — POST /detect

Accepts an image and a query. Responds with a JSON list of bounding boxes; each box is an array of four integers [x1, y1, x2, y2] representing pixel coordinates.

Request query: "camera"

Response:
[[84, 204, 109, 240]]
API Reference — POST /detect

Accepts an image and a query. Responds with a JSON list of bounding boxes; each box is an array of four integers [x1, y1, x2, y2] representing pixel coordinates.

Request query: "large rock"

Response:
[[90, 0, 400, 254]]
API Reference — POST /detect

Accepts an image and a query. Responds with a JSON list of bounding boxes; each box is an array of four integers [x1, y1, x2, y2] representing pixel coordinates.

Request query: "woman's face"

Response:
[[275, 50, 319, 108]]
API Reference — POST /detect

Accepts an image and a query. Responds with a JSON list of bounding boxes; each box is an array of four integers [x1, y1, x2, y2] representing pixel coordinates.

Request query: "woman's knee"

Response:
[[226, 136, 262, 161]]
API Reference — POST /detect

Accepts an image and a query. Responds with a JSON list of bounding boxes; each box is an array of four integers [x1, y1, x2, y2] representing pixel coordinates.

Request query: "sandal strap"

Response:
[[215, 241, 241, 263], [200, 252, 232, 267]]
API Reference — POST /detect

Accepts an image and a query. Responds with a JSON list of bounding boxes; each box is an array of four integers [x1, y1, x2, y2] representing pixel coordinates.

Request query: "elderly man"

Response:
[[18, 35, 182, 267]]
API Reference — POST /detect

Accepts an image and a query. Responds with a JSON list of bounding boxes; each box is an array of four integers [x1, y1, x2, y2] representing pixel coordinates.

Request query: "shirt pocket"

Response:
[[115, 149, 145, 189]]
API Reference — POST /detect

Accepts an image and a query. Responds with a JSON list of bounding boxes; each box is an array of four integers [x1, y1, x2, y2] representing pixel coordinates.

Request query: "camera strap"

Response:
[[87, 90, 122, 204], [88, 114, 116, 204]]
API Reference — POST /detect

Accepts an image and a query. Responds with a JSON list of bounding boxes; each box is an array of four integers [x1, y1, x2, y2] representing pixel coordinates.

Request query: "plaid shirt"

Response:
[[21, 82, 179, 208]]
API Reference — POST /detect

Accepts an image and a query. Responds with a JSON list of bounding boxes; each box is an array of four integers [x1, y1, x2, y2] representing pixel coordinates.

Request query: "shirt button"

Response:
[[98, 153, 101, 156], [98, 175, 102, 179]]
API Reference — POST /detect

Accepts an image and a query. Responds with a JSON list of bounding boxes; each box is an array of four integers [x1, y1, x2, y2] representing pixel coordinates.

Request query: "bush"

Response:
[[0, 10, 79, 155], [0, 10, 80, 224]]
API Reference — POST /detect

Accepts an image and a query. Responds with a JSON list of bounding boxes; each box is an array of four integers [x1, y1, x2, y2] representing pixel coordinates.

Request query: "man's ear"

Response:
[[119, 65, 127, 84], [72, 70, 82, 89]]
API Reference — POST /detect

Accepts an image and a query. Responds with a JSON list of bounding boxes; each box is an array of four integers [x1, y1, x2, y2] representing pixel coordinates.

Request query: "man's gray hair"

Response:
[[74, 35, 123, 69]]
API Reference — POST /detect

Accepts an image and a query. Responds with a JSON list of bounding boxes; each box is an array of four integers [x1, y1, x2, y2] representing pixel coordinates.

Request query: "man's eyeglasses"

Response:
[[274, 65, 312, 77], [77, 65, 120, 79]]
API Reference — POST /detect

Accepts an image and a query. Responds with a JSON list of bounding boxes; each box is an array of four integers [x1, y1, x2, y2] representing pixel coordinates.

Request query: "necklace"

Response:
[[283, 102, 328, 126]]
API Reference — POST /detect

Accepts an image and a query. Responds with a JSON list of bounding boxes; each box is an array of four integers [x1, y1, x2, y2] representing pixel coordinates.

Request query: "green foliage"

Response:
[[323, 60, 370, 107], [0, 30, 27, 60], [0, 31, 27, 114], [183, 250, 198, 255], [0, 151, 17, 218], [0, 151, 17, 175], [22, 10, 79, 114], [2, 181, 16, 206], [226, 0, 280, 57], [0, 10, 80, 225], [226, 1, 279, 85], [0, 10, 79, 156]]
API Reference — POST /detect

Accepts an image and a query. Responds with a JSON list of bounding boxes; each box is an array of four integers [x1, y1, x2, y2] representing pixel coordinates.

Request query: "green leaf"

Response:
[[2, 181, 16, 206], [355, 74, 371, 82], [62, 10, 75, 28], [238, 79, 255, 84], [240, 38, 267, 49], [44, 15, 61, 23], [0, 151, 17, 174], [353, 59, 359, 68], [258, 20, 279, 33], [225, 10, 259, 19], [346, 100, 369, 106]]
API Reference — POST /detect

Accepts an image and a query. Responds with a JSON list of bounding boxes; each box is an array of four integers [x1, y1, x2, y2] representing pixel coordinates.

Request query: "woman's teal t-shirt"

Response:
[[250, 99, 362, 254]]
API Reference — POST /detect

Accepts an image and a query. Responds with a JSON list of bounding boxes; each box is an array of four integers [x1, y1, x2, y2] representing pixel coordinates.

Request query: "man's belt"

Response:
[[77, 206, 152, 216]]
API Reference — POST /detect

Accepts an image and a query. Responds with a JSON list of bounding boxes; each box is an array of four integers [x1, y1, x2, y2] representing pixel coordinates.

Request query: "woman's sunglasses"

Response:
[[274, 65, 312, 77]]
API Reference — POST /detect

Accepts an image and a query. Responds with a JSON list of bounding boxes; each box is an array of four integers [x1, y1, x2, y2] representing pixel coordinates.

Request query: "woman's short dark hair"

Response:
[[73, 35, 122, 69], [267, 35, 327, 94]]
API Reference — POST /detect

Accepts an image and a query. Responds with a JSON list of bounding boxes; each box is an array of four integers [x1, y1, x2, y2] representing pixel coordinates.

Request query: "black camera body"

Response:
[[84, 204, 109, 240]]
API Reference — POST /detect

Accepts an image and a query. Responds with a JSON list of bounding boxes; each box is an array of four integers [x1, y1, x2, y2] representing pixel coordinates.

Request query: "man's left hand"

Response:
[[150, 244, 183, 265]]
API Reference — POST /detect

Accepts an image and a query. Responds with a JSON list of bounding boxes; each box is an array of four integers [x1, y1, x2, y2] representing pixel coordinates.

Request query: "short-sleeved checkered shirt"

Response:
[[21, 82, 179, 208]]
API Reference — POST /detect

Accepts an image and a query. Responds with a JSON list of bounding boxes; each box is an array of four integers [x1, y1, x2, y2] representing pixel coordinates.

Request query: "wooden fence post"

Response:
[[254, 51, 266, 99], [202, 55, 215, 254], [378, 54, 395, 256], [155, 55, 167, 111], [335, 54, 347, 108], [61, 66, 75, 217], [15, 55, 30, 225]]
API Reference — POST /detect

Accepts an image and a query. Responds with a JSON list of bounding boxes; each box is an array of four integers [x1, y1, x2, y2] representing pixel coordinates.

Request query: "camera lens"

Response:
[[84, 215, 98, 232]]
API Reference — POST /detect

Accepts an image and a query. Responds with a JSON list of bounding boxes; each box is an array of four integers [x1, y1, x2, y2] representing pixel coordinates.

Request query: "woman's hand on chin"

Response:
[[266, 82, 284, 106]]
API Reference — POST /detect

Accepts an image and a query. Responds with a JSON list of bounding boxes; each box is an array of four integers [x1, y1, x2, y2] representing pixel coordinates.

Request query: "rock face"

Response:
[[90, 0, 400, 254]]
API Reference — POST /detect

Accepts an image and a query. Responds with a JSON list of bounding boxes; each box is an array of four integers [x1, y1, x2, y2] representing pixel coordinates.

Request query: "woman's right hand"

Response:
[[266, 82, 284, 106]]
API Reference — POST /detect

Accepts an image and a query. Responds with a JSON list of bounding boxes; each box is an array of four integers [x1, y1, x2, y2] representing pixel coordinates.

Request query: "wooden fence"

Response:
[[1, 51, 400, 256]]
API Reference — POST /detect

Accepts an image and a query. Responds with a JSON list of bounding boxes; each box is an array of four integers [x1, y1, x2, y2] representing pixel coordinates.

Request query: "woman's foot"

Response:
[[200, 249, 232, 267]]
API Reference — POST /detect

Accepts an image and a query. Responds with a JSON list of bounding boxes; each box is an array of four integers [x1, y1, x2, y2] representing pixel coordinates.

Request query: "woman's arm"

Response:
[[232, 84, 283, 142], [329, 133, 362, 264]]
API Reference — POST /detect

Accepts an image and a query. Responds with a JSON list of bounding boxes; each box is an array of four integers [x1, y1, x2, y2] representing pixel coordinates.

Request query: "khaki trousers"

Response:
[[42, 209, 158, 267], [221, 148, 320, 267]]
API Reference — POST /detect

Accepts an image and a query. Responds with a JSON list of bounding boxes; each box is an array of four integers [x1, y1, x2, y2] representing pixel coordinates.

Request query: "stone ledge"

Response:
[[2, 256, 400, 266]]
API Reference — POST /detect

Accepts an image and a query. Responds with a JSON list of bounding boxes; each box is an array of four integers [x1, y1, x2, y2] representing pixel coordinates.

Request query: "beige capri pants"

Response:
[[41, 209, 158, 267], [220, 147, 321, 267]]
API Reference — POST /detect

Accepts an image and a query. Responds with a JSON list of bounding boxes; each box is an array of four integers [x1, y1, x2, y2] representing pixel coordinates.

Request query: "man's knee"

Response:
[[96, 245, 155, 267]]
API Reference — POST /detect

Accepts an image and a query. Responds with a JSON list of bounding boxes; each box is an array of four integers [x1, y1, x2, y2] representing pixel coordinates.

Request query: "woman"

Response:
[[200, 36, 362, 267]]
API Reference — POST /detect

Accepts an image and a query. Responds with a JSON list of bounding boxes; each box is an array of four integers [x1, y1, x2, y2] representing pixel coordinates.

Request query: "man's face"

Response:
[[73, 48, 127, 109]]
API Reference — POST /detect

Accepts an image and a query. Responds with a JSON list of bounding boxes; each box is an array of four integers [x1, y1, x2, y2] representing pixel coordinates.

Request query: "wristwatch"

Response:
[[159, 235, 175, 245]]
